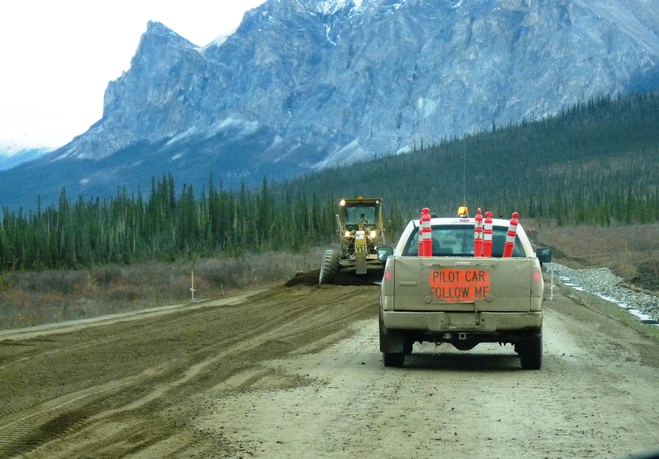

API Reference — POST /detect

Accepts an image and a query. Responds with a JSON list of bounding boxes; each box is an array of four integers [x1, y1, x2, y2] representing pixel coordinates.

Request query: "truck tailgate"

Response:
[[392, 257, 533, 312]]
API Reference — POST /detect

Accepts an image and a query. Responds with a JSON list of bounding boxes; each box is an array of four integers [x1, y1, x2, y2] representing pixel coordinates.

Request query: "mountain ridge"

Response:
[[48, 0, 659, 165], [2, 0, 659, 209]]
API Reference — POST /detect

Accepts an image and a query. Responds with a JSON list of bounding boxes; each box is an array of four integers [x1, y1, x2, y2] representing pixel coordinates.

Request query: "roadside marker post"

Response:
[[549, 263, 555, 300], [190, 271, 197, 303]]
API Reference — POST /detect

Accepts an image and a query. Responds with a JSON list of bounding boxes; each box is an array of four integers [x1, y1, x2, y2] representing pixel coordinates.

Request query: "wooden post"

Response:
[[190, 271, 196, 302]]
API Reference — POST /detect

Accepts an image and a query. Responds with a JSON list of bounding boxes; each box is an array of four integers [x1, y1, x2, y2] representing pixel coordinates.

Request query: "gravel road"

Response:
[[1, 271, 659, 458]]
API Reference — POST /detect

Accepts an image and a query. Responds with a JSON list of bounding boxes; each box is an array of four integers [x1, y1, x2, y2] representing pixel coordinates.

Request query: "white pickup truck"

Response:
[[378, 212, 552, 369]]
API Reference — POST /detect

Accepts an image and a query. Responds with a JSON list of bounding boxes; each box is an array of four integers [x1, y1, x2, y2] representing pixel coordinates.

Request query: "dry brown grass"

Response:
[[0, 249, 324, 330], [529, 221, 659, 282]]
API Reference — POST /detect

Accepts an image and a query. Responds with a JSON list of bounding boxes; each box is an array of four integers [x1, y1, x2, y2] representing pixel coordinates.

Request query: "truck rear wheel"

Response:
[[518, 330, 542, 370], [319, 250, 341, 284], [383, 351, 405, 367], [403, 337, 414, 355]]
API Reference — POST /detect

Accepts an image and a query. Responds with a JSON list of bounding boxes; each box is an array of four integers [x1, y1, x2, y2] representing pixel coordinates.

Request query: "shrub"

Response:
[[17, 270, 89, 295]]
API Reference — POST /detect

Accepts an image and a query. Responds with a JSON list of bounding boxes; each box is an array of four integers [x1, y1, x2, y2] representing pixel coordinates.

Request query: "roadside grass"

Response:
[[601, 300, 659, 343], [555, 283, 659, 345], [0, 249, 324, 330]]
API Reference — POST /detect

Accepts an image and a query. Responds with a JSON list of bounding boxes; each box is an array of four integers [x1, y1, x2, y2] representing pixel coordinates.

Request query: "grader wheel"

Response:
[[319, 250, 341, 284]]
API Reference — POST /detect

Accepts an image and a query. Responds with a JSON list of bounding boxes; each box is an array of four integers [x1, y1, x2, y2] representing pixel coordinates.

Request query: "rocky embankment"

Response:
[[549, 262, 659, 324]]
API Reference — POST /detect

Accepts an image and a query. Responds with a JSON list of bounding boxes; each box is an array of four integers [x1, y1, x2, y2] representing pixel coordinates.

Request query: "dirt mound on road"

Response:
[[285, 270, 380, 287]]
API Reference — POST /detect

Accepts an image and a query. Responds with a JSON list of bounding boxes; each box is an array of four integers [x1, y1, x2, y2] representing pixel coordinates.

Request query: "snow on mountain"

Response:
[[0, 131, 52, 170], [0, 143, 51, 170], [0, 133, 52, 156], [313, 0, 364, 14]]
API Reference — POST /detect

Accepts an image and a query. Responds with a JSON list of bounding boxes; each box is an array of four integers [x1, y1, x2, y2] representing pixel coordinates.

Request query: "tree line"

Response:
[[0, 175, 402, 270]]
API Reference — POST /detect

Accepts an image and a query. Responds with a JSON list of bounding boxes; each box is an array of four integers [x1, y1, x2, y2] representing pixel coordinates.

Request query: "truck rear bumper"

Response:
[[382, 311, 542, 333]]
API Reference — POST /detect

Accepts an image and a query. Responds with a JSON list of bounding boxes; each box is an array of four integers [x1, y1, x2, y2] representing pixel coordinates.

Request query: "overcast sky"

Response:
[[0, 0, 267, 149]]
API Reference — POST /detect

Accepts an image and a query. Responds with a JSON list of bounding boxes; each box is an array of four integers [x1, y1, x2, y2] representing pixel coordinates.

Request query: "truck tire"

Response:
[[519, 330, 543, 370], [379, 307, 405, 367], [403, 337, 414, 355], [383, 351, 405, 367], [318, 250, 341, 284]]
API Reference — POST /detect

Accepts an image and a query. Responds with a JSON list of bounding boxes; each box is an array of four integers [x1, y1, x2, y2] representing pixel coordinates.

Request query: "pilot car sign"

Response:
[[429, 268, 491, 303]]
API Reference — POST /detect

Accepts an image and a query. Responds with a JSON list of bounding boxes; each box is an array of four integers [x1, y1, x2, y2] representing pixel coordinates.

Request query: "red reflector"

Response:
[[385, 271, 392, 280], [534, 271, 542, 281]]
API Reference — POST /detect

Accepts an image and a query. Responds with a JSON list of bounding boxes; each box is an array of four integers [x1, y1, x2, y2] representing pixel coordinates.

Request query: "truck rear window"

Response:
[[401, 224, 525, 257]]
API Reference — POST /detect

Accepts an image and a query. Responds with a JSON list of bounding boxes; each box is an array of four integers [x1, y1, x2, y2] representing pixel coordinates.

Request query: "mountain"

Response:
[[0, 142, 50, 171], [2, 0, 659, 209]]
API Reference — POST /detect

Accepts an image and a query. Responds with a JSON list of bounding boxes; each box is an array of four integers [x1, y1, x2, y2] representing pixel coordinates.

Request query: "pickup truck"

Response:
[[378, 212, 552, 369]]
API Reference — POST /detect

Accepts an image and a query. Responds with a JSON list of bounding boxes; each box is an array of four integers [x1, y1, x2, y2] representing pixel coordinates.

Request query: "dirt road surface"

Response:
[[1, 271, 659, 459]]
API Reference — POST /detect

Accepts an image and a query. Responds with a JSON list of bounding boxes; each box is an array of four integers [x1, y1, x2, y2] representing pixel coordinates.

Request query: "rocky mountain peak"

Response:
[[3, 0, 659, 208]]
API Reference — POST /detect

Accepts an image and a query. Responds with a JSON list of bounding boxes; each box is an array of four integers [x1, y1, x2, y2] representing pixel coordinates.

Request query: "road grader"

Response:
[[318, 197, 387, 284]]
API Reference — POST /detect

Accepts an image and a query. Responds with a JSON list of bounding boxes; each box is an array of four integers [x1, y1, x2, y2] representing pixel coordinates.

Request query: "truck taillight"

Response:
[[383, 265, 395, 299], [530, 268, 543, 298]]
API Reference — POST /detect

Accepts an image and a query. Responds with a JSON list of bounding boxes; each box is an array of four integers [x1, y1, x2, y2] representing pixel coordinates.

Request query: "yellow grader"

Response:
[[319, 197, 387, 284]]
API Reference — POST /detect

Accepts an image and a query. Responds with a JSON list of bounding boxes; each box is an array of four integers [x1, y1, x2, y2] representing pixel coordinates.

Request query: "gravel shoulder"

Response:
[[1, 271, 659, 458]]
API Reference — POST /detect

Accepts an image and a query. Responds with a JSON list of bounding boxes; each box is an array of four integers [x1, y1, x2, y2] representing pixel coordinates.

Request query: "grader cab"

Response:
[[319, 197, 387, 284]]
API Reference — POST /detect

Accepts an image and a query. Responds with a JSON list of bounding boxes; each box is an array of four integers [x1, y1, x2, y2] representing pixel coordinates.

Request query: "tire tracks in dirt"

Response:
[[0, 284, 379, 458]]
